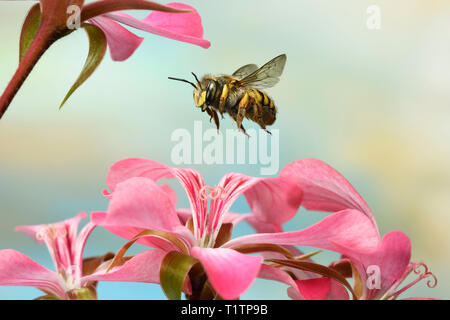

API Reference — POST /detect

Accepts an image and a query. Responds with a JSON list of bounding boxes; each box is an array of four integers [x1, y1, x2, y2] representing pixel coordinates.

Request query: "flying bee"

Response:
[[169, 54, 287, 136]]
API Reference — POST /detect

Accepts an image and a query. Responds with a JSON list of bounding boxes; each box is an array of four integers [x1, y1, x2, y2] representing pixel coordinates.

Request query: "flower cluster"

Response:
[[0, 158, 438, 300]]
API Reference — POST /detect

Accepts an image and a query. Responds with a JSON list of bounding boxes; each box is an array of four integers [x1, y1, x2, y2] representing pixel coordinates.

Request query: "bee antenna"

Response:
[[191, 72, 202, 89], [168, 77, 197, 89]]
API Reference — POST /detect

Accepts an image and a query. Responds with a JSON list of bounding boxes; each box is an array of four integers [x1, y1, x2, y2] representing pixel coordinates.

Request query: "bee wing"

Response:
[[239, 54, 287, 89], [232, 64, 259, 78]]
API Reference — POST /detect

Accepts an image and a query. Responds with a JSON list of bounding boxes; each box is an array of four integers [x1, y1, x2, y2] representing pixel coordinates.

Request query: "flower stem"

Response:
[[0, 24, 56, 119]]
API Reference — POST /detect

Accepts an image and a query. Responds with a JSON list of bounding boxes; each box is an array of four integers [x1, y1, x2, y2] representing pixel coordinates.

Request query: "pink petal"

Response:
[[176, 208, 192, 225], [208, 173, 302, 234], [15, 212, 90, 284], [102, 177, 184, 233], [66, 212, 88, 245], [104, 2, 210, 48], [295, 278, 331, 300], [222, 212, 251, 226], [257, 264, 297, 289], [106, 158, 207, 237], [14, 224, 42, 241], [350, 230, 411, 299], [106, 159, 206, 220], [0, 249, 64, 298], [287, 285, 304, 300], [327, 279, 350, 300], [224, 209, 380, 258], [160, 184, 177, 207], [257, 249, 318, 282], [74, 222, 96, 281], [244, 214, 283, 233], [177, 209, 249, 227], [102, 189, 112, 199], [15, 211, 86, 243], [280, 159, 379, 235], [106, 158, 174, 190], [289, 278, 349, 300], [82, 249, 166, 284], [89, 16, 144, 61], [241, 176, 303, 226], [92, 212, 190, 251], [190, 247, 262, 299]]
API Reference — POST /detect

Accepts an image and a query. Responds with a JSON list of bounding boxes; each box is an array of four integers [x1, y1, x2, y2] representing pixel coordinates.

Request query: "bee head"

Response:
[[168, 73, 207, 111]]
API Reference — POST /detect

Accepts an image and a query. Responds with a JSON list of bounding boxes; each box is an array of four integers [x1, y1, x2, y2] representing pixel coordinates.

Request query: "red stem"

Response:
[[0, 24, 56, 119]]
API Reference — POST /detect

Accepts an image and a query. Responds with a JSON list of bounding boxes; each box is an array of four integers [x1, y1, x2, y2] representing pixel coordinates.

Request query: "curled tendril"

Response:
[[389, 261, 438, 299], [199, 185, 226, 201], [412, 262, 438, 288]]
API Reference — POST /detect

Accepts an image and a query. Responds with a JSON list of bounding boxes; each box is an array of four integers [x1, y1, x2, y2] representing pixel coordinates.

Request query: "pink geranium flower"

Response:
[[88, 2, 210, 61], [0, 212, 168, 300], [256, 159, 438, 300], [286, 231, 438, 300], [92, 158, 381, 299]]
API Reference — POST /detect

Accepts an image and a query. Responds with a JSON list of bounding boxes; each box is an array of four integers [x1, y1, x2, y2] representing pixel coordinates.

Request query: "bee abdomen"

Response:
[[254, 89, 277, 125]]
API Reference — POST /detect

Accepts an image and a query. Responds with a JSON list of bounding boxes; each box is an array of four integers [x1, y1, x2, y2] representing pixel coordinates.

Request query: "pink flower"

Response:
[[341, 230, 437, 300], [0, 212, 167, 300], [1, 0, 210, 118], [285, 231, 438, 300], [229, 159, 439, 300], [265, 159, 438, 300], [92, 158, 380, 299], [88, 2, 210, 61], [279, 158, 379, 235]]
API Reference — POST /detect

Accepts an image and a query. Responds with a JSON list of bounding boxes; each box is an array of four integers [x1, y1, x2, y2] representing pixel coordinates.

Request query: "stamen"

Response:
[[35, 224, 79, 292], [36, 224, 67, 241], [413, 262, 437, 288], [196, 185, 228, 247], [199, 185, 226, 200], [391, 262, 437, 298]]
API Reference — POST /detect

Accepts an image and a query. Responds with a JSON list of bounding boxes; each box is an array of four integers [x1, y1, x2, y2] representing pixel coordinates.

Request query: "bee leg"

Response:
[[262, 127, 272, 135], [236, 92, 250, 132], [240, 124, 250, 137], [205, 107, 221, 133], [211, 108, 220, 133], [205, 106, 213, 121]]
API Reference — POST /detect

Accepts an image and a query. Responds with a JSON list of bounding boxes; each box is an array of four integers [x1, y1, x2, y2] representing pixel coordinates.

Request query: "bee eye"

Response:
[[206, 81, 216, 102]]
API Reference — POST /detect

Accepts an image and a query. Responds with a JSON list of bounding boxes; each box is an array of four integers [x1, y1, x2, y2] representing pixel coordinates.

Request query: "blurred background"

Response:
[[1, 0, 449, 299]]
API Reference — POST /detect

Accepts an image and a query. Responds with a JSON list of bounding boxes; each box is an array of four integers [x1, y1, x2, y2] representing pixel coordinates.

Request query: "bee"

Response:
[[169, 54, 286, 136]]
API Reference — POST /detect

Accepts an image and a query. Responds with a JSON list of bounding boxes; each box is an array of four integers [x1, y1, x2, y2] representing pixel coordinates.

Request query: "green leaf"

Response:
[[160, 251, 199, 300], [106, 229, 189, 272], [268, 259, 357, 300], [59, 23, 107, 109], [19, 4, 42, 62]]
